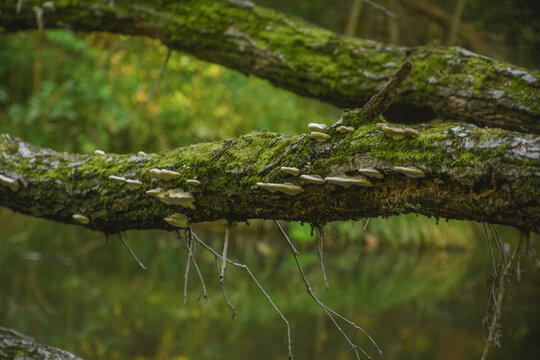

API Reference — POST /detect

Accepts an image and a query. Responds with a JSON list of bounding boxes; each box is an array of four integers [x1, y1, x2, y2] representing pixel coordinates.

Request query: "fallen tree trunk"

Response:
[[0, 0, 538, 133], [1, 111, 538, 233]]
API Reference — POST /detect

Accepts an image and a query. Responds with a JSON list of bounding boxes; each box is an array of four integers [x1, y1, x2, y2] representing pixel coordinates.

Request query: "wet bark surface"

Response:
[[1, 116, 538, 233]]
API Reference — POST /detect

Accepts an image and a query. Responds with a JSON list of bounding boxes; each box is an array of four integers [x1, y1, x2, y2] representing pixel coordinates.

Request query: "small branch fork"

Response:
[[190, 229, 294, 359], [174, 230, 208, 303], [274, 220, 382, 360]]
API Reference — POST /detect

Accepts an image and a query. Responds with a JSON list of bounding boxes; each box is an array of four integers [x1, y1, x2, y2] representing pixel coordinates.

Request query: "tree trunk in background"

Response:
[[345, 0, 363, 36], [446, 0, 466, 46], [0, 0, 538, 133]]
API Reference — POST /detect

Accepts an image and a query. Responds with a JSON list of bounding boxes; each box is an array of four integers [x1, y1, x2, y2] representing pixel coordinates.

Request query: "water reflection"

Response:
[[0, 210, 539, 360]]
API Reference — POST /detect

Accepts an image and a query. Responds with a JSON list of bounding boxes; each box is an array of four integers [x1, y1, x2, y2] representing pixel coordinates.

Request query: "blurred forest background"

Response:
[[1, 0, 539, 359]]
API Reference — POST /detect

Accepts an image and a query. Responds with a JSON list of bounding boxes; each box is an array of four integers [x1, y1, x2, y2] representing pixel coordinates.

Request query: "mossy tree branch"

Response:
[[0, 0, 538, 133], [1, 111, 538, 233]]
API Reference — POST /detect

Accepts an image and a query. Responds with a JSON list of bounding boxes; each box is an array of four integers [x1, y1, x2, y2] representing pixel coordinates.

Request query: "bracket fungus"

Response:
[[357, 167, 384, 179], [308, 123, 328, 131], [393, 166, 425, 178], [137, 151, 147, 156], [186, 179, 201, 186], [146, 187, 163, 197], [376, 123, 406, 140], [324, 176, 373, 187], [107, 176, 142, 188], [157, 189, 196, 209], [150, 168, 182, 181], [164, 213, 189, 228], [108, 175, 127, 182], [336, 125, 355, 133], [404, 128, 420, 137], [280, 167, 301, 176], [299, 174, 325, 184], [72, 213, 89, 224], [310, 132, 331, 142], [93, 149, 105, 155], [0, 174, 19, 192], [124, 179, 143, 188], [256, 182, 304, 196]]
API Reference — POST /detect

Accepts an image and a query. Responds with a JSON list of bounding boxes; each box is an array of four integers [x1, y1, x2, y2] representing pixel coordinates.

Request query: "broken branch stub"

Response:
[[347, 61, 413, 125]]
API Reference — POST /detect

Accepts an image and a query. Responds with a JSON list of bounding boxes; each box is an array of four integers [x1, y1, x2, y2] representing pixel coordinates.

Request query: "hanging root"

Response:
[[32, 5, 44, 32], [119, 231, 148, 272], [183, 232, 192, 303], [316, 225, 330, 291], [175, 230, 208, 302], [190, 230, 294, 359], [275, 220, 382, 359], [483, 223, 500, 307], [362, 218, 370, 231], [481, 231, 524, 360], [489, 224, 507, 265], [219, 224, 237, 318]]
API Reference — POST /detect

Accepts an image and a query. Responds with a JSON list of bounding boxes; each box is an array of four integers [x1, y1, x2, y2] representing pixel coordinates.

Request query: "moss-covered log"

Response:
[[0, 326, 83, 360], [1, 0, 538, 133], [1, 110, 538, 233]]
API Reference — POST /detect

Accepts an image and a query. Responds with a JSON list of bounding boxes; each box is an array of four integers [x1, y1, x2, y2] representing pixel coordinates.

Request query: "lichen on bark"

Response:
[[1, 111, 538, 233]]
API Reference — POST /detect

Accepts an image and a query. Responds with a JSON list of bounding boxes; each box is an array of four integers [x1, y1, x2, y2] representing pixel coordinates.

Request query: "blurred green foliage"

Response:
[[1, 208, 539, 359], [1, 1, 539, 359], [0, 30, 339, 154]]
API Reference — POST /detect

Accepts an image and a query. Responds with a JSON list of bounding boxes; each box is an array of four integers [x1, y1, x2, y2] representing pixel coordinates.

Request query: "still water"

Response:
[[0, 211, 539, 360]]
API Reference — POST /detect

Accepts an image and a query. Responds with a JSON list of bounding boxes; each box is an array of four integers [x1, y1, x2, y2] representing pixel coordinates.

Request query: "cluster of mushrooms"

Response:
[[0, 120, 427, 226], [256, 122, 425, 196]]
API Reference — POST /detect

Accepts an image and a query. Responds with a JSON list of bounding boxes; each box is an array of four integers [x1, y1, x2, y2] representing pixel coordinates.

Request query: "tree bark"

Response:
[[0, 0, 538, 133], [1, 112, 538, 233], [0, 0, 539, 234], [0, 326, 84, 360]]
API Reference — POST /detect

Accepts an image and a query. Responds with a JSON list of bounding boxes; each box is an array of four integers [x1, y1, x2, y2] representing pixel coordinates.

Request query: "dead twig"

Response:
[[483, 222, 498, 306], [17, 0, 24, 14], [274, 220, 381, 359], [183, 231, 192, 303], [360, 61, 412, 120], [175, 230, 208, 302], [316, 225, 330, 291], [190, 230, 294, 359], [219, 224, 237, 318], [32, 6, 44, 32], [362, 218, 371, 231], [363, 0, 397, 19], [489, 223, 507, 265], [481, 233, 523, 360], [119, 231, 148, 272]]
